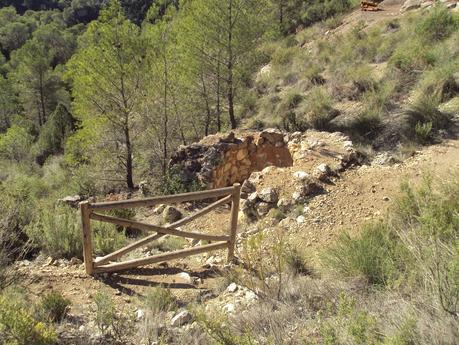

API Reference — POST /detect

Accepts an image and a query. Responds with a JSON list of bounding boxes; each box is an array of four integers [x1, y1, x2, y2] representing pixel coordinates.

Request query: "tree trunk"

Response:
[[162, 52, 169, 177], [227, 0, 237, 130], [216, 57, 222, 132], [125, 127, 134, 190], [201, 72, 211, 136], [38, 70, 46, 126]]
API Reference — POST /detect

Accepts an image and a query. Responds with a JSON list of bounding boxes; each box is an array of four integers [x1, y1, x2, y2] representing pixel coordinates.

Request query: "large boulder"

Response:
[[162, 206, 183, 223]]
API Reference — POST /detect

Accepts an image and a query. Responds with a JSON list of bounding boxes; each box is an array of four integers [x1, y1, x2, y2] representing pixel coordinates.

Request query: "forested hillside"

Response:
[[0, 0, 458, 344]]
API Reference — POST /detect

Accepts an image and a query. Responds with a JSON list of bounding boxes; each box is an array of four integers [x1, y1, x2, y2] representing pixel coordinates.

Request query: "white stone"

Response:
[[135, 309, 145, 320], [171, 310, 193, 327], [223, 303, 235, 313], [293, 171, 309, 180], [259, 187, 278, 203], [296, 215, 306, 224], [177, 272, 193, 285], [226, 283, 238, 293], [245, 290, 258, 302]]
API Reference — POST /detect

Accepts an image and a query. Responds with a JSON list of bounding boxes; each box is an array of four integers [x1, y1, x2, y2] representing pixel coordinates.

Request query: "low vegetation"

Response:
[[251, 4, 459, 147]]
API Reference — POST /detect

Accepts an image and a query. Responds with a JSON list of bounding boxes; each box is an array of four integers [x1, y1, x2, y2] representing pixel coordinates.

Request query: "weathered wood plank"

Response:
[[93, 233, 164, 266], [80, 201, 93, 274], [169, 194, 232, 228], [93, 241, 229, 273], [90, 213, 230, 242], [227, 183, 241, 262], [89, 186, 235, 210]]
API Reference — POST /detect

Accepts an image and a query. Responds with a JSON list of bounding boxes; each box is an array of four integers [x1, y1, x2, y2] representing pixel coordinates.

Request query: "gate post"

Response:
[[227, 183, 241, 262], [80, 201, 94, 274]]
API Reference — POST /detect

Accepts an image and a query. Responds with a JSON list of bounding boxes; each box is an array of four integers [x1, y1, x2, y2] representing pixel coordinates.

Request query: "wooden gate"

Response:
[[80, 184, 241, 275]]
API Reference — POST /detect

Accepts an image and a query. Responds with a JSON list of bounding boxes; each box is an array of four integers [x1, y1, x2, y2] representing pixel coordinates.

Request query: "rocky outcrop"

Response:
[[169, 129, 292, 189]]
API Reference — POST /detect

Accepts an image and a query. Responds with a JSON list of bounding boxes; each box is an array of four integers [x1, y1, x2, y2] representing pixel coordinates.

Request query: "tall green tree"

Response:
[[178, 0, 270, 129], [0, 76, 18, 132], [67, 0, 146, 189], [11, 38, 66, 127]]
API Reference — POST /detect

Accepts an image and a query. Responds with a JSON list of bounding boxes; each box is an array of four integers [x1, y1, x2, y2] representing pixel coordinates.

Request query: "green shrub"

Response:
[[390, 39, 438, 73], [393, 176, 459, 316], [301, 0, 355, 27], [142, 286, 177, 314], [323, 223, 402, 286], [349, 109, 383, 140], [92, 221, 127, 256], [405, 93, 451, 133], [93, 291, 134, 342], [285, 247, 312, 276], [415, 5, 459, 42], [0, 125, 33, 161], [39, 292, 71, 323], [26, 205, 83, 259], [162, 164, 204, 195], [413, 59, 459, 103], [414, 121, 433, 144], [155, 235, 188, 252], [0, 289, 57, 345], [301, 87, 337, 130]]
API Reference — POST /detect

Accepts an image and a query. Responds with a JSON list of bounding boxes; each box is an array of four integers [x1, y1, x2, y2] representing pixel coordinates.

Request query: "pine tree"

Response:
[[66, 0, 146, 189], [178, 0, 270, 129]]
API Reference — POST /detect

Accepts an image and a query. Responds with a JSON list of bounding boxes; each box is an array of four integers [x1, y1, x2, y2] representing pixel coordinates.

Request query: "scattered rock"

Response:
[[259, 187, 279, 203], [241, 179, 256, 199], [383, 196, 390, 202], [177, 272, 194, 285], [226, 283, 238, 293], [315, 163, 332, 181], [170, 310, 193, 327], [293, 171, 309, 181], [277, 198, 292, 212], [256, 202, 273, 216], [162, 206, 183, 223], [296, 215, 306, 224]]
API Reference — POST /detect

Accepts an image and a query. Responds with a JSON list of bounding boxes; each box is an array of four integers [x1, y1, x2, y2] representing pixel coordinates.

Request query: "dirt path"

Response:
[[283, 139, 459, 264]]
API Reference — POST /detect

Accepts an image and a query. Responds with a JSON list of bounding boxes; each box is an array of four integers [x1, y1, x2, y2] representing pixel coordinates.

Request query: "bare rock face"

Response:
[[162, 206, 183, 223], [168, 129, 293, 189]]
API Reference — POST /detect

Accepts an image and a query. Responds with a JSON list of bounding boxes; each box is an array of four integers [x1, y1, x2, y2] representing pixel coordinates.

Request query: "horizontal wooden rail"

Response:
[[93, 241, 229, 274], [90, 213, 229, 242], [89, 186, 235, 210], [94, 233, 164, 266]]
